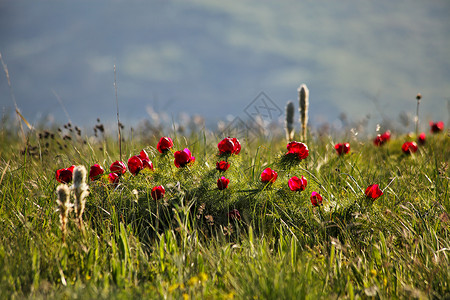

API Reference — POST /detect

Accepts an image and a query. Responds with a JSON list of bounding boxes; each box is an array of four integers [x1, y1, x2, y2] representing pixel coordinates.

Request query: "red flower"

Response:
[[418, 132, 426, 145], [218, 137, 241, 155], [381, 130, 391, 142], [401, 141, 418, 154], [365, 184, 383, 199], [286, 141, 309, 160], [108, 172, 120, 185], [373, 135, 384, 146], [334, 143, 350, 155], [228, 209, 241, 221], [288, 175, 307, 192], [232, 138, 241, 154], [310, 191, 323, 206], [174, 148, 195, 168], [127, 155, 143, 175], [261, 168, 278, 183], [110, 161, 127, 175], [217, 176, 230, 190], [151, 185, 165, 200], [216, 161, 230, 172], [89, 164, 104, 181], [157, 137, 174, 153], [373, 130, 391, 146], [138, 150, 154, 170], [430, 121, 444, 133], [56, 165, 75, 183]]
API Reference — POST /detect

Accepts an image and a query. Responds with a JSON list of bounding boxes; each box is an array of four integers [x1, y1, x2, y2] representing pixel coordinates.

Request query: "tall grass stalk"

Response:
[[415, 93, 421, 136], [114, 64, 122, 161]]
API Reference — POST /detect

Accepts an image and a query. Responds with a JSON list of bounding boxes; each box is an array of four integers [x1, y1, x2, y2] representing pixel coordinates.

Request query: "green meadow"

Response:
[[0, 117, 449, 299]]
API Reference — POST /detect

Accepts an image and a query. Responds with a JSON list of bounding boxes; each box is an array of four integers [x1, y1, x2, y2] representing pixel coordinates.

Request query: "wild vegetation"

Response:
[[0, 114, 449, 299]]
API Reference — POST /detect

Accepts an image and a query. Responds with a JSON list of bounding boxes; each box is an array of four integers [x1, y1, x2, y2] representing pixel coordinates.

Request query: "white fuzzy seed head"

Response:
[[285, 101, 295, 142], [298, 84, 309, 141], [73, 165, 87, 188], [56, 184, 70, 207], [72, 165, 89, 222]]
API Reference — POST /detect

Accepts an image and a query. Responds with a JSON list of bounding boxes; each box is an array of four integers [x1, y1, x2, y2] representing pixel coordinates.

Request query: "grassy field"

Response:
[[0, 118, 449, 299]]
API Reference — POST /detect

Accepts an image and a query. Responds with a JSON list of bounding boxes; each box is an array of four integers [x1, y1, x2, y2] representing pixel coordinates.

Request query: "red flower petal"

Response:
[[286, 141, 309, 160], [232, 138, 241, 154], [418, 132, 426, 145], [127, 155, 143, 175], [365, 184, 383, 199], [138, 150, 154, 170], [89, 164, 104, 181], [261, 168, 278, 183], [108, 172, 120, 185], [217, 176, 230, 190], [334, 143, 350, 155], [174, 148, 194, 168], [110, 161, 127, 175], [430, 121, 444, 133], [401, 141, 418, 154], [56, 167, 74, 183], [157, 137, 174, 153], [288, 176, 307, 191], [216, 161, 230, 172], [151, 185, 165, 200], [310, 191, 323, 206], [218, 137, 235, 154], [228, 209, 241, 221]]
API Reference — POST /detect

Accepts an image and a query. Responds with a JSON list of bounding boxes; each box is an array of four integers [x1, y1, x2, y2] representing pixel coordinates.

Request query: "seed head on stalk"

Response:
[[285, 101, 295, 142], [56, 184, 71, 243], [415, 93, 421, 136], [72, 165, 89, 232], [298, 84, 309, 142]]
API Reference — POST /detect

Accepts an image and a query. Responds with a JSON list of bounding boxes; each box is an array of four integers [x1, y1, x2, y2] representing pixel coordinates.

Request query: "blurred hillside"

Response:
[[0, 0, 449, 132]]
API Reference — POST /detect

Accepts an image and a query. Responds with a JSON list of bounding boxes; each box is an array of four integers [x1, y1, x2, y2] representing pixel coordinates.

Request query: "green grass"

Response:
[[0, 120, 449, 299]]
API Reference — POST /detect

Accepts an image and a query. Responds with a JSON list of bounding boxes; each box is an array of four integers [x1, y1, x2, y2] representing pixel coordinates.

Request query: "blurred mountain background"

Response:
[[1, 0, 449, 134]]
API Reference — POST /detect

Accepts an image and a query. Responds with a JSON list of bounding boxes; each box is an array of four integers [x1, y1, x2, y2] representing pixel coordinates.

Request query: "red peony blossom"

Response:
[[401, 141, 418, 154], [381, 130, 391, 142], [108, 172, 120, 185], [373, 131, 391, 146], [110, 161, 127, 175], [228, 209, 241, 221], [430, 121, 444, 133], [218, 137, 241, 155], [310, 191, 323, 207], [418, 132, 426, 145], [288, 175, 307, 192], [56, 165, 75, 183], [216, 161, 230, 172], [373, 135, 384, 146], [151, 185, 165, 200], [89, 164, 104, 181], [127, 155, 144, 175], [365, 184, 383, 199], [261, 168, 278, 183], [231, 138, 241, 154], [334, 143, 350, 155], [286, 141, 309, 160], [157, 137, 174, 153], [174, 148, 195, 168], [138, 150, 154, 170], [217, 176, 230, 190]]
